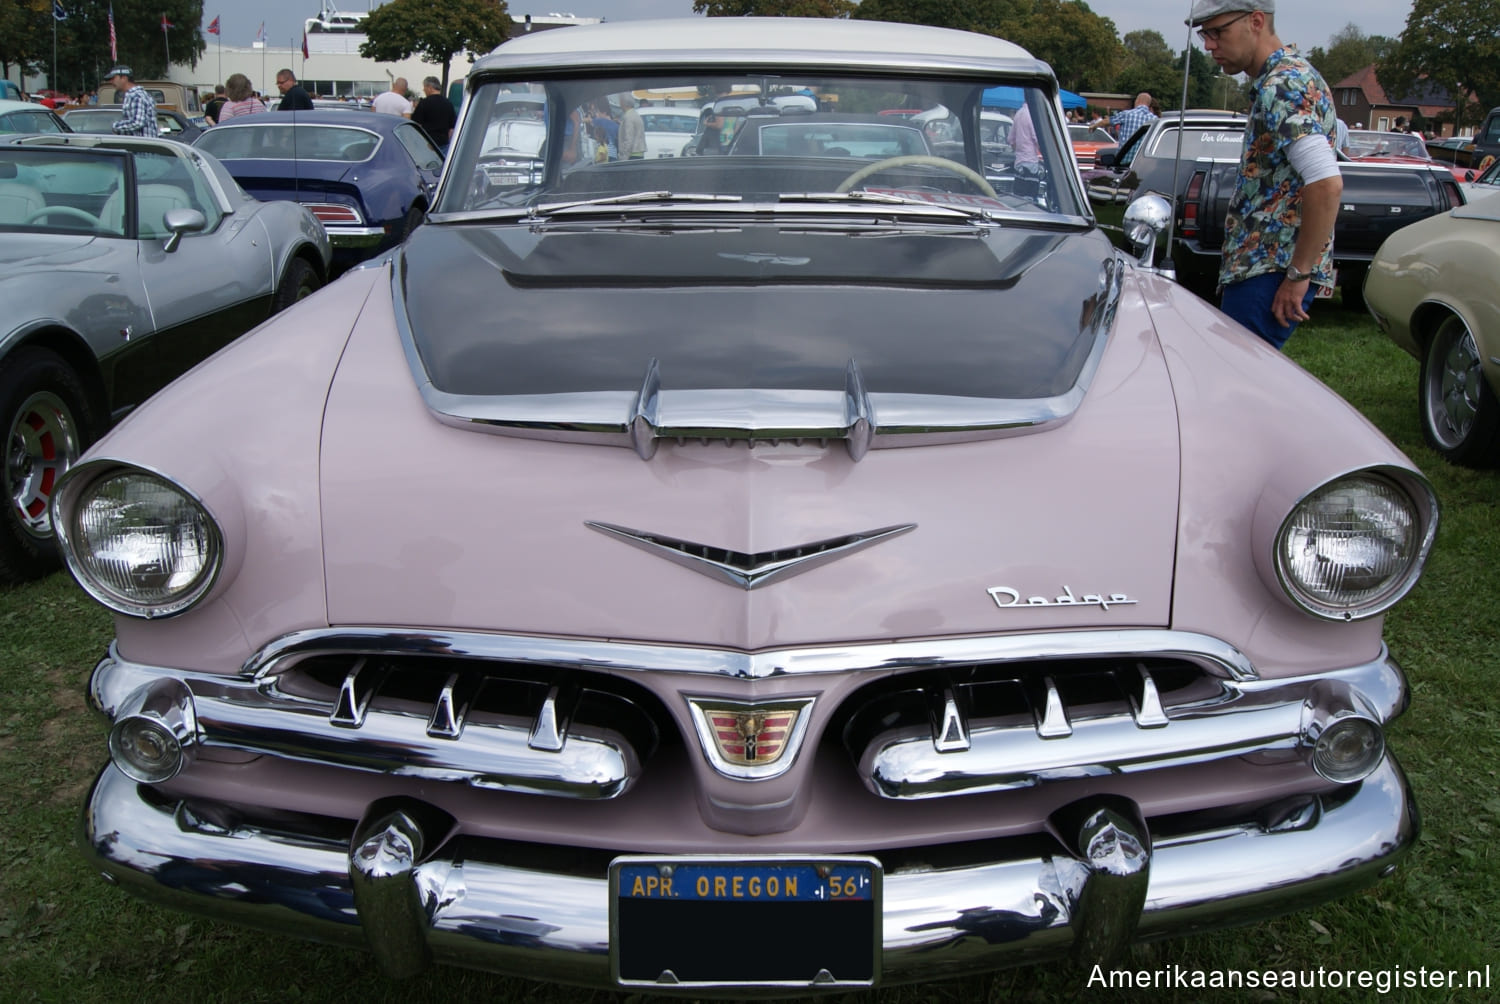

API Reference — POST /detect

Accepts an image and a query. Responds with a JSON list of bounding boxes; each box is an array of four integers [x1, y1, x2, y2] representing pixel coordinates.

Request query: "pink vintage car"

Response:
[[55, 18, 1436, 993]]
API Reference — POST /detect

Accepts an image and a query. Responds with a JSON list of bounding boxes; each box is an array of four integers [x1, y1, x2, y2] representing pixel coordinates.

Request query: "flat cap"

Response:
[[105, 65, 134, 80], [1187, 0, 1274, 27]]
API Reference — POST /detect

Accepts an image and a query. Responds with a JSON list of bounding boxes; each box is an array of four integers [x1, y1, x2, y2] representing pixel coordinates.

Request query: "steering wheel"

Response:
[[22, 205, 102, 227], [835, 154, 998, 198]]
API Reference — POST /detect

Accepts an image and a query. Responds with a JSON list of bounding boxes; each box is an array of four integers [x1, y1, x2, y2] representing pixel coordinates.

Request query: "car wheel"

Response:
[[400, 204, 425, 242], [272, 257, 321, 314], [1, 348, 94, 584], [1340, 268, 1366, 312], [1420, 313, 1500, 467]]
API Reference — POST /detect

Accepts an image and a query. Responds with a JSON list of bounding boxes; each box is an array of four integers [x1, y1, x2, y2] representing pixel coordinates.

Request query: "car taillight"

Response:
[[1181, 171, 1203, 238], [1440, 180, 1464, 209], [305, 203, 363, 225]]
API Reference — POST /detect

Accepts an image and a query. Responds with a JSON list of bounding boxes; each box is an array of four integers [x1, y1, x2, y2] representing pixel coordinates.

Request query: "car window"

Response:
[[1146, 126, 1243, 161], [0, 109, 67, 135], [131, 147, 222, 237], [641, 112, 697, 133], [197, 123, 380, 162], [394, 122, 443, 171], [0, 146, 127, 236]]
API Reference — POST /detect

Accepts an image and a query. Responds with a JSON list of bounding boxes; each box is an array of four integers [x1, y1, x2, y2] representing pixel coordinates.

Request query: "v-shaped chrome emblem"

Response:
[[586, 522, 915, 590]]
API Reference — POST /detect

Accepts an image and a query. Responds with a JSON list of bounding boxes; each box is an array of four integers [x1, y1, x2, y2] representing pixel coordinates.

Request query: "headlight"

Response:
[[1272, 471, 1437, 621], [53, 464, 222, 618]]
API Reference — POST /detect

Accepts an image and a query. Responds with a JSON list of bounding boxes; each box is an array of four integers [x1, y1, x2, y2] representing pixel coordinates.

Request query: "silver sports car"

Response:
[[1, 133, 331, 584]]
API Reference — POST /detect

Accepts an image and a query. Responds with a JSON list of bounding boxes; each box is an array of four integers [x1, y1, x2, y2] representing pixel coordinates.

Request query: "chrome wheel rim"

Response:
[[6, 390, 81, 538], [1425, 318, 1483, 450]]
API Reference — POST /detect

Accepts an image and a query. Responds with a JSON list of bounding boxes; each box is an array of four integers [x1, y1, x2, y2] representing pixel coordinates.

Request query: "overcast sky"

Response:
[[206, 1, 1415, 71]]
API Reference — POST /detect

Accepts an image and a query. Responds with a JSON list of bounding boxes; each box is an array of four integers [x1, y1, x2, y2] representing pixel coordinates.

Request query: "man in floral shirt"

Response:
[[108, 66, 157, 137], [1191, 0, 1341, 349]]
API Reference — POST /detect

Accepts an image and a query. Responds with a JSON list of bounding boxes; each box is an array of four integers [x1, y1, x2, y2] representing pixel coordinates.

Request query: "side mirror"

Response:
[[1095, 148, 1118, 168], [161, 207, 207, 253], [1122, 194, 1172, 269]]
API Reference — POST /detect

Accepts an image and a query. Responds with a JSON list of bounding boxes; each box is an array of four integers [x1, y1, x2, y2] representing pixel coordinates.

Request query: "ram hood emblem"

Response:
[[586, 522, 915, 589]]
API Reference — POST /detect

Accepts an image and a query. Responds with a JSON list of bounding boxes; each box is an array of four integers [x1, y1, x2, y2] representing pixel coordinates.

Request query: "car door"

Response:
[[130, 145, 276, 386]]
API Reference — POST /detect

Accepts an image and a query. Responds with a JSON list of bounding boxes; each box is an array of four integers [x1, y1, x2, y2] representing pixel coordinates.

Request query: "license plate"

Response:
[[610, 855, 880, 988], [1318, 267, 1339, 298]]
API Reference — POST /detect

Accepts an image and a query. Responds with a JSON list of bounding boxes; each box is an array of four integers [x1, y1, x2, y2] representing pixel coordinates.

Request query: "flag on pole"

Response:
[[161, 14, 174, 31], [301, 32, 309, 59], [53, 1, 67, 21], [207, 16, 220, 36], [256, 21, 265, 42], [109, 4, 118, 60]]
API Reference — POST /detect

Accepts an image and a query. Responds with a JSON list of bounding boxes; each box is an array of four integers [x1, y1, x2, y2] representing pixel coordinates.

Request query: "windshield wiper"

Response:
[[780, 190, 997, 221], [529, 191, 743, 218]]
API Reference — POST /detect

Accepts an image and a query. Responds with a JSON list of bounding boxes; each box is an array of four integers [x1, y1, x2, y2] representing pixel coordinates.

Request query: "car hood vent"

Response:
[[394, 224, 1124, 459]]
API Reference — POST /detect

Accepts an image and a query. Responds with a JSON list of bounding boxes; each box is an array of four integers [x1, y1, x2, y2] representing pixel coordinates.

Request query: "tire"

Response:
[[1419, 313, 1500, 467], [272, 256, 321, 314], [399, 204, 425, 243], [1340, 267, 1367, 312], [1, 348, 96, 584]]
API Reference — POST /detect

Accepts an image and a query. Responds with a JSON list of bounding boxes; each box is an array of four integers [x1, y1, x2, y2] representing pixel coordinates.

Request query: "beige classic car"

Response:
[[1366, 196, 1500, 465]]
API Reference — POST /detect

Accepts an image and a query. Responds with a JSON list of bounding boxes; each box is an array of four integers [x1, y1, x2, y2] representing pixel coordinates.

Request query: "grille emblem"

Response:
[[686, 697, 815, 779], [586, 522, 915, 589]]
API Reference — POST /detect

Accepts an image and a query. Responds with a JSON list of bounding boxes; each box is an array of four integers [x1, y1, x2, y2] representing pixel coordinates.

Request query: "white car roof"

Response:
[[473, 17, 1047, 78]]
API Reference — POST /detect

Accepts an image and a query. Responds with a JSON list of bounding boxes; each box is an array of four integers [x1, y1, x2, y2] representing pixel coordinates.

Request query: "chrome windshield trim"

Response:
[[227, 627, 1261, 682], [390, 252, 1123, 459]]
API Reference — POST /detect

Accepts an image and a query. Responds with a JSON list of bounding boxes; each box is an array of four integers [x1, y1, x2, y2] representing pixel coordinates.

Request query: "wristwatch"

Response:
[[1285, 264, 1313, 282]]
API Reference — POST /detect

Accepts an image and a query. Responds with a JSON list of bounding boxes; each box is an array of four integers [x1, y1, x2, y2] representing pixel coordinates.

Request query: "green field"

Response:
[[2, 303, 1497, 1003]]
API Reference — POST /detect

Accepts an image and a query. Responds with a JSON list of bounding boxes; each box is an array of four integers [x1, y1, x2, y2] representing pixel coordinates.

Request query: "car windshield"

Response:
[[195, 123, 379, 162], [0, 146, 128, 236], [439, 72, 1085, 219], [1346, 131, 1430, 159], [63, 109, 125, 133], [1069, 125, 1114, 143]]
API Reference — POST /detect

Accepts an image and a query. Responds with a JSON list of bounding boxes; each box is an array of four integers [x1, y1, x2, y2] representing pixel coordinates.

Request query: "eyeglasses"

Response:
[[1197, 11, 1252, 42]]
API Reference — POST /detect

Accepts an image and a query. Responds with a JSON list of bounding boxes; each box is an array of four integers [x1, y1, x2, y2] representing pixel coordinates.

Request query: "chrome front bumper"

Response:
[[81, 755, 1416, 991]]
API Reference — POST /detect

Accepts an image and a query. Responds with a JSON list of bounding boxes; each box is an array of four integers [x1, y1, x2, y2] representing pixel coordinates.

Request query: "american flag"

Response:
[[161, 14, 174, 31], [207, 16, 220, 36], [301, 32, 309, 59], [108, 3, 117, 61], [256, 21, 265, 42]]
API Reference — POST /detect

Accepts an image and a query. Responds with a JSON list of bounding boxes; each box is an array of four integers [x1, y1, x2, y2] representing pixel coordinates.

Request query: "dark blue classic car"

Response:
[[194, 110, 442, 271]]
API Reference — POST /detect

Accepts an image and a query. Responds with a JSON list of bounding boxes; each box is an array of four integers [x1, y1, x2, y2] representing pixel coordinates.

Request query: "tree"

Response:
[[19, 0, 206, 97], [852, 0, 1022, 34], [1001, 1, 1122, 93], [694, 0, 856, 15], [1381, 0, 1500, 129], [1114, 29, 1179, 106], [0, 1, 48, 83], [359, 0, 510, 92], [1305, 23, 1394, 90]]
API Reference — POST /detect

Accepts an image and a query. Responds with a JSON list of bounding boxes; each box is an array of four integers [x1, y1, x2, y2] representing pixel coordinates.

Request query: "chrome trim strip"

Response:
[[226, 627, 1262, 684], [857, 667, 1402, 800], [390, 248, 1123, 456], [91, 649, 641, 800], [584, 521, 916, 590], [81, 754, 1416, 989]]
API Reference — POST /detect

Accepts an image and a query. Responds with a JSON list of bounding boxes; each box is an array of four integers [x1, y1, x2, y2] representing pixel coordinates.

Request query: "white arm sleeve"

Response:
[[1287, 132, 1340, 184]]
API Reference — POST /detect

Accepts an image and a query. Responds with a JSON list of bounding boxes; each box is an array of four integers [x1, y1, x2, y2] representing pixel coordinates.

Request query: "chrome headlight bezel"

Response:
[[50, 461, 224, 619], [1268, 467, 1439, 622]]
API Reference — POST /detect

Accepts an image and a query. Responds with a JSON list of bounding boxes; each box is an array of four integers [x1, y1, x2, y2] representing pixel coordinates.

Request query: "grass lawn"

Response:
[[1, 300, 1496, 1003]]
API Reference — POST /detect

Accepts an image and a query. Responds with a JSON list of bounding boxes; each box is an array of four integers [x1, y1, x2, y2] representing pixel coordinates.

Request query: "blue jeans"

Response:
[[1219, 272, 1318, 350]]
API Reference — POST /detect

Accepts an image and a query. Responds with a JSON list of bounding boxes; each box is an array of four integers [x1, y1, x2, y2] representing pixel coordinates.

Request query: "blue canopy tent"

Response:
[[982, 85, 1086, 110]]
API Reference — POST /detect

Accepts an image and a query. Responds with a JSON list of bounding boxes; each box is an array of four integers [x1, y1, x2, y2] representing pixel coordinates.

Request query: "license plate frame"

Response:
[[1318, 267, 1339, 298], [610, 854, 881, 989]]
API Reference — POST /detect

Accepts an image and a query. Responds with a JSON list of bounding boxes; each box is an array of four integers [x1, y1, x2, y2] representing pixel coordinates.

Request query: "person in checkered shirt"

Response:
[[1092, 93, 1158, 142], [107, 66, 157, 137]]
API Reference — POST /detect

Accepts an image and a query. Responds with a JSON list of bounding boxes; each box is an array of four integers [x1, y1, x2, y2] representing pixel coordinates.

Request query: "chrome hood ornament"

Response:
[[586, 522, 915, 590]]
